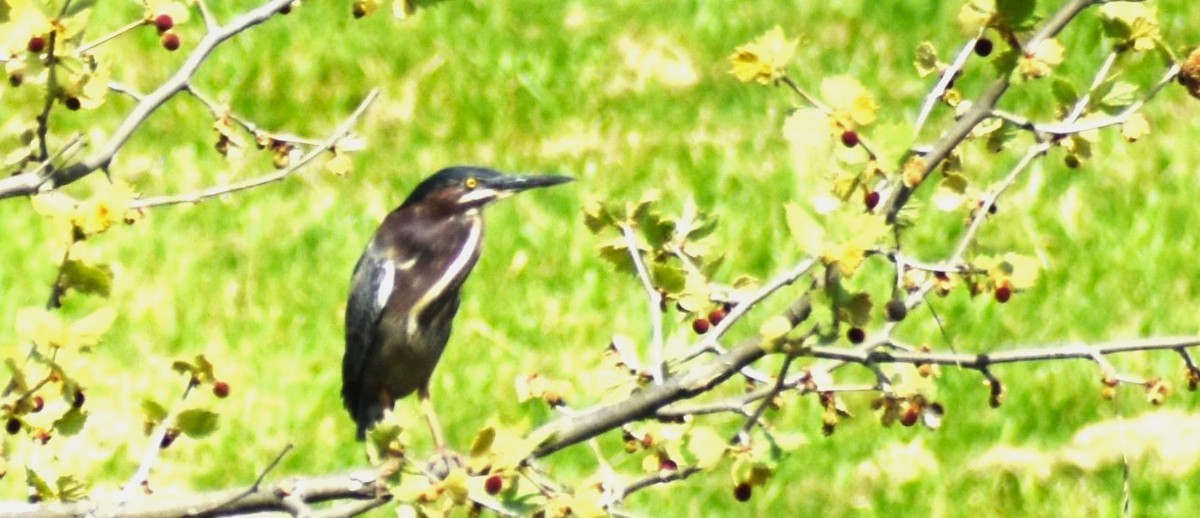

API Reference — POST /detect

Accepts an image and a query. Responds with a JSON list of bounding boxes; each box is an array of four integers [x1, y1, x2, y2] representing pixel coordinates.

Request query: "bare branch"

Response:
[[128, 89, 379, 209], [0, 0, 301, 200], [884, 0, 1101, 222], [619, 224, 664, 384]]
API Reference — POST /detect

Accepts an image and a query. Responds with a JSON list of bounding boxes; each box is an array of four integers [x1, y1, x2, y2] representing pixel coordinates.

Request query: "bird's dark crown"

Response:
[[399, 166, 573, 212], [400, 166, 504, 209]]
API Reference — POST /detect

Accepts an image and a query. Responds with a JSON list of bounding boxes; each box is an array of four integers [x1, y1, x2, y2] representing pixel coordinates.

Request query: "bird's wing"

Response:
[[341, 241, 395, 416]]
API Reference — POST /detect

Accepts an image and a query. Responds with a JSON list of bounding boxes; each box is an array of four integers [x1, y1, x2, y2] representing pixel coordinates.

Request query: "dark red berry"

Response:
[[72, 388, 85, 408], [994, 285, 1012, 303], [212, 381, 230, 398], [6, 418, 20, 435], [692, 318, 711, 335], [659, 458, 678, 471], [484, 475, 503, 495], [733, 483, 752, 502], [708, 308, 727, 326], [153, 14, 174, 33], [864, 190, 880, 211], [64, 97, 81, 111], [27, 36, 46, 53], [161, 32, 180, 51], [840, 130, 859, 148], [160, 429, 178, 449], [900, 406, 920, 427], [885, 299, 908, 322], [847, 327, 865, 344], [988, 202, 998, 214], [974, 38, 994, 57], [31, 396, 43, 413]]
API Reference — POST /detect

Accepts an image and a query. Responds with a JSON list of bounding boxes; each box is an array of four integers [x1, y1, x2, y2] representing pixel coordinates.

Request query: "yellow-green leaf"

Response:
[[914, 42, 941, 77], [728, 26, 797, 84], [176, 408, 219, 438], [688, 426, 727, 470], [784, 203, 824, 257]]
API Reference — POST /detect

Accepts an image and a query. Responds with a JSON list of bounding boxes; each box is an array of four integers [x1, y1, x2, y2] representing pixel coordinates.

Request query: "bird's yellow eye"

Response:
[[464, 177, 478, 189]]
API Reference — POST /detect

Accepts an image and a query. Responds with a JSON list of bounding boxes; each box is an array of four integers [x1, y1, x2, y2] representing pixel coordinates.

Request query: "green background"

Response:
[[1, 0, 1199, 515]]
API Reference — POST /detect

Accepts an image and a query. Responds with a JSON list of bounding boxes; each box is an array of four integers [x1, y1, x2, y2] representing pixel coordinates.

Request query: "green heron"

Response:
[[341, 166, 573, 446]]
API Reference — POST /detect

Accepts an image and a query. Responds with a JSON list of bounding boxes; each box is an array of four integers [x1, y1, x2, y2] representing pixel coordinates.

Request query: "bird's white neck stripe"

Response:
[[407, 215, 483, 335]]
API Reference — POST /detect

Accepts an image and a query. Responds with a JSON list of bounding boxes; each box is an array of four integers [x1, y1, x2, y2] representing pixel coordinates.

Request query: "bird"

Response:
[[341, 166, 573, 447]]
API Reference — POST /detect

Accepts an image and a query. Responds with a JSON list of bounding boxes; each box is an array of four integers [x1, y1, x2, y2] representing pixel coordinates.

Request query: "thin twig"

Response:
[[619, 223, 664, 384], [914, 30, 983, 135], [129, 89, 379, 209], [119, 377, 198, 500], [680, 257, 816, 361], [0, 0, 301, 199]]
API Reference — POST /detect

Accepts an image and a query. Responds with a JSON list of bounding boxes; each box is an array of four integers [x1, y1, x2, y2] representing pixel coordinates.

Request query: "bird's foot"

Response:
[[424, 449, 464, 480]]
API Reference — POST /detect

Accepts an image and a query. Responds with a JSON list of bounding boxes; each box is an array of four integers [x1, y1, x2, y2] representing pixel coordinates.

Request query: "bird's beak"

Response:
[[487, 173, 574, 194], [478, 173, 574, 202]]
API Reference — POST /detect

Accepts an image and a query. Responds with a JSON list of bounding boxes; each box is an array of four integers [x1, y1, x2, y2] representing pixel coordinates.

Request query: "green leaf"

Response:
[[5, 358, 29, 394], [650, 263, 686, 294], [996, 0, 1035, 28], [597, 242, 637, 275], [61, 259, 113, 297], [914, 41, 940, 77], [1099, 79, 1138, 110], [684, 213, 719, 241], [142, 399, 168, 424], [1051, 78, 1078, 106], [55, 475, 88, 502], [176, 409, 219, 438], [784, 203, 824, 257], [637, 210, 675, 249], [470, 425, 496, 459], [53, 407, 87, 436], [840, 292, 873, 327], [582, 199, 614, 234], [26, 468, 52, 502], [687, 426, 727, 470]]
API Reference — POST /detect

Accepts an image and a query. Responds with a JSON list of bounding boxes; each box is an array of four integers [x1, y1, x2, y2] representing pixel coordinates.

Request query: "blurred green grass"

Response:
[[2, 0, 1200, 515]]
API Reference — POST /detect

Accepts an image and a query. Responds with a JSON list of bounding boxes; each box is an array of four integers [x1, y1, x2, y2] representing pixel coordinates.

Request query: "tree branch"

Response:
[[0, 0, 300, 200]]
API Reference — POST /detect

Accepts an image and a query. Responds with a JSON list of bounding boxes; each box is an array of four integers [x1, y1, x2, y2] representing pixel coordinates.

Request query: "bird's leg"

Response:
[[418, 385, 462, 479], [417, 385, 447, 451]]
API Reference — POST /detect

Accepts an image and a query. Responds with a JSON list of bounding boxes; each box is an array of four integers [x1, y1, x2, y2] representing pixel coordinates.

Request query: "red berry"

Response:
[[885, 299, 908, 322], [733, 483, 752, 502], [994, 285, 1012, 303], [161, 32, 180, 51], [692, 318, 711, 335], [31, 396, 43, 413], [63, 97, 81, 111], [900, 406, 920, 427], [974, 37, 994, 57], [484, 475, 503, 495], [154, 14, 174, 33], [864, 190, 880, 211], [160, 429, 179, 449], [846, 327, 865, 344], [707, 308, 727, 326], [213, 381, 230, 398], [659, 458, 678, 471], [27, 36, 46, 53], [840, 129, 859, 148]]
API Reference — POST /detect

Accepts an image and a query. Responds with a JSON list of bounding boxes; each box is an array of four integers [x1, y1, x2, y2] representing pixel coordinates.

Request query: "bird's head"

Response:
[[401, 166, 573, 214]]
